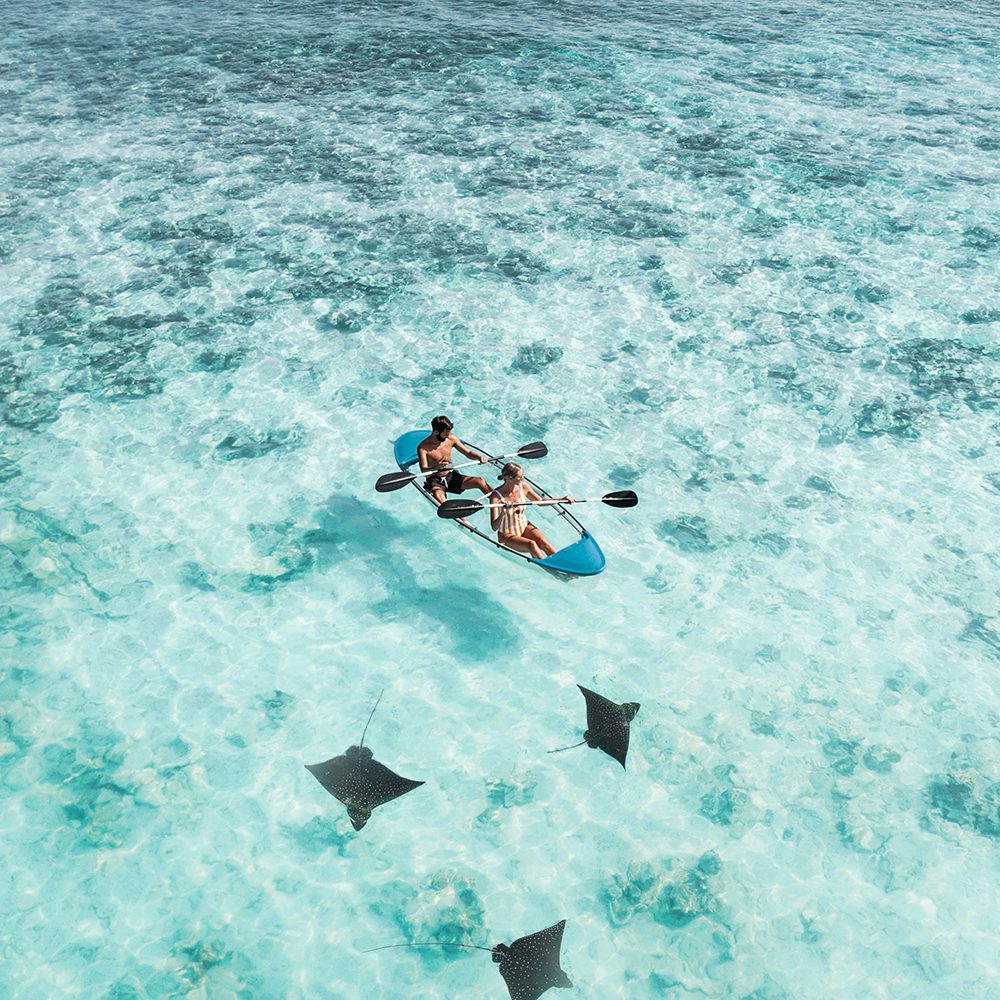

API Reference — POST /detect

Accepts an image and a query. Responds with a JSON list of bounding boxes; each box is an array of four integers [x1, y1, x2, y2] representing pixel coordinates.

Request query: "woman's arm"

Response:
[[488, 492, 503, 532]]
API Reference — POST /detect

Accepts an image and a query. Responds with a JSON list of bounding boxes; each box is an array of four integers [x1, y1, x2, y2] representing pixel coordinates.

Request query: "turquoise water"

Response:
[[2, 0, 999, 995]]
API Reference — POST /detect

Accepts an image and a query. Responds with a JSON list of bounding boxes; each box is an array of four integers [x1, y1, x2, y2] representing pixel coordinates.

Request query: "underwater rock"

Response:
[[822, 737, 861, 776], [23, 277, 104, 343], [961, 226, 999, 251], [854, 397, 924, 437], [606, 861, 666, 928], [959, 614, 1000, 658], [804, 475, 837, 494], [2, 391, 61, 429], [175, 938, 231, 985], [757, 254, 792, 270], [181, 562, 216, 592], [862, 745, 901, 774], [656, 515, 715, 552], [605, 852, 721, 928], [713, 261, 753, 285], [0, 351, 27, 397], [652, 275, 681, 302], [317, 305, 368, 333], [575, 198, 687, 241], [854, 283, 891, 304], [749, 711, 778, 737], [188, 515, 333, 594], [194, 348, 247, 373], [167, 934, 264, 995], [926, 772, 999, 841], [763, 364, 817, 403], [740, 212, 788, 237], [0, 712, 34, 763], [655, 852, 722, 928], [643, 566, 673, 593], [476, 772, 538, 826], [886, 337, 991, 404], [486, 776, 537, 808], [671, 306, 700, 323], [490, 248, 550, 283], [258, 690, 295, 727], [510, 342, 564, 374], [960, 307, 1000, 325], [105, 982, 145, 1000], [215, 426, 305, 461], [383, 870, 488, 949], [677, 132, 725, 151], [41, 720, 150, 850], [751, 532, 790, 556], [609, 464, 642, 486], [817, 421, 850, 446], [283, 815, 355, 856], [832, 789, 890, 854], [699, 765, 748, 826], [242, 519, 316, 590]]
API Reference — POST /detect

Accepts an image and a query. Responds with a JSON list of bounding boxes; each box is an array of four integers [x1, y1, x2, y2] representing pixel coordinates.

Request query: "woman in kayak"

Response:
[[489, 462, 574, 559]]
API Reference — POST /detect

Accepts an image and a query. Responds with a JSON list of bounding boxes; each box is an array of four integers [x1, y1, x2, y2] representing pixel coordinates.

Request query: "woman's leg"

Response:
[[498, 532, 545, 559], [523, 523, 556, 556]]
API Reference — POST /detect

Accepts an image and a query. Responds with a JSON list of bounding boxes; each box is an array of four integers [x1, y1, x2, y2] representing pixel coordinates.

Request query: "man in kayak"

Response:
[[417, 415, 492, 505]]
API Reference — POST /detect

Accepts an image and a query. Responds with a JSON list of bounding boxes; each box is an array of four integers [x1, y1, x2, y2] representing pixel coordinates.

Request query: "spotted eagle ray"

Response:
[[305, 691, 424, 830], [493, 920, 573, 1000], [364, 918, 572, 1000], [549, 684, 640, 769]]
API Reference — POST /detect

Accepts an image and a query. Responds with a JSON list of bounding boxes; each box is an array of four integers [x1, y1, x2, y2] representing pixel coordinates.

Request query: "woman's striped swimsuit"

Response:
[[494, 487, 527, 536]]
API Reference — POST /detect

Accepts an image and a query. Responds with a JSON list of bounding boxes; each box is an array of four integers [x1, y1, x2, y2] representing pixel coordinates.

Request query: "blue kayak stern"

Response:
[[532, 532, 606, 577]]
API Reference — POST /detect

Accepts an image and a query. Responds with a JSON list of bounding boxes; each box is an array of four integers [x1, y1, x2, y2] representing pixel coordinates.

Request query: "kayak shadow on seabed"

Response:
[[315, 494, 524, 659]]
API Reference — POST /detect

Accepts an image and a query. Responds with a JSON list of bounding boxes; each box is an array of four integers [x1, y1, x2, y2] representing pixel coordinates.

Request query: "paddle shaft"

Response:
[[437, 490, 637, 519], [479, 497, 596, 510], [403, 444, 538, 482], [419, 453, 495, 477]]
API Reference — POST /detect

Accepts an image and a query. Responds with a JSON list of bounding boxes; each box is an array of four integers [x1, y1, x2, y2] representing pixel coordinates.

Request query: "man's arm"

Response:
[[452, 437, 485, 463], [417, 445, 440, 473]]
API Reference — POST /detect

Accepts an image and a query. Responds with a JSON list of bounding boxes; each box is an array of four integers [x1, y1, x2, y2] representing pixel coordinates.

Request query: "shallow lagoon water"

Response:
[[1, 0, 998, 996]]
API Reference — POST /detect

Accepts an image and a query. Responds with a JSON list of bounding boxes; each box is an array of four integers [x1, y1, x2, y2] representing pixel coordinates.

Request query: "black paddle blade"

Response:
[[375, 471, 418, 493], [603, 490, 638, 508], [516, 441, 548, 460], [437, 499, 484, 519]]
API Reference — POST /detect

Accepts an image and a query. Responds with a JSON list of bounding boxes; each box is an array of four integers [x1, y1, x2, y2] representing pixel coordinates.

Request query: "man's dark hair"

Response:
[[431, 415, 453, 432]]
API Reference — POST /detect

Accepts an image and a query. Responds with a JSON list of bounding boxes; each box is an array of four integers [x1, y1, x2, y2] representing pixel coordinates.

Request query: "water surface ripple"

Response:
[[1, 0, 998, 997]]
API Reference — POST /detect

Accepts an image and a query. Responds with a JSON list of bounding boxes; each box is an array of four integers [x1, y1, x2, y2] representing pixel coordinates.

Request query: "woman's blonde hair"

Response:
[[498, 461, 523, 482]]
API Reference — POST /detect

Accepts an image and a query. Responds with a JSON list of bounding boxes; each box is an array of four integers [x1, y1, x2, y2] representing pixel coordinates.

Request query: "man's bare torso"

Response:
[[418, 432, 457, 471]]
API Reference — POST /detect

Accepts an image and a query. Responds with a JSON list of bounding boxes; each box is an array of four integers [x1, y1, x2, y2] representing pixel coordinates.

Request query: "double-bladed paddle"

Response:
[[374, 441, 547, 493], [437, 491, 638, 519]]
